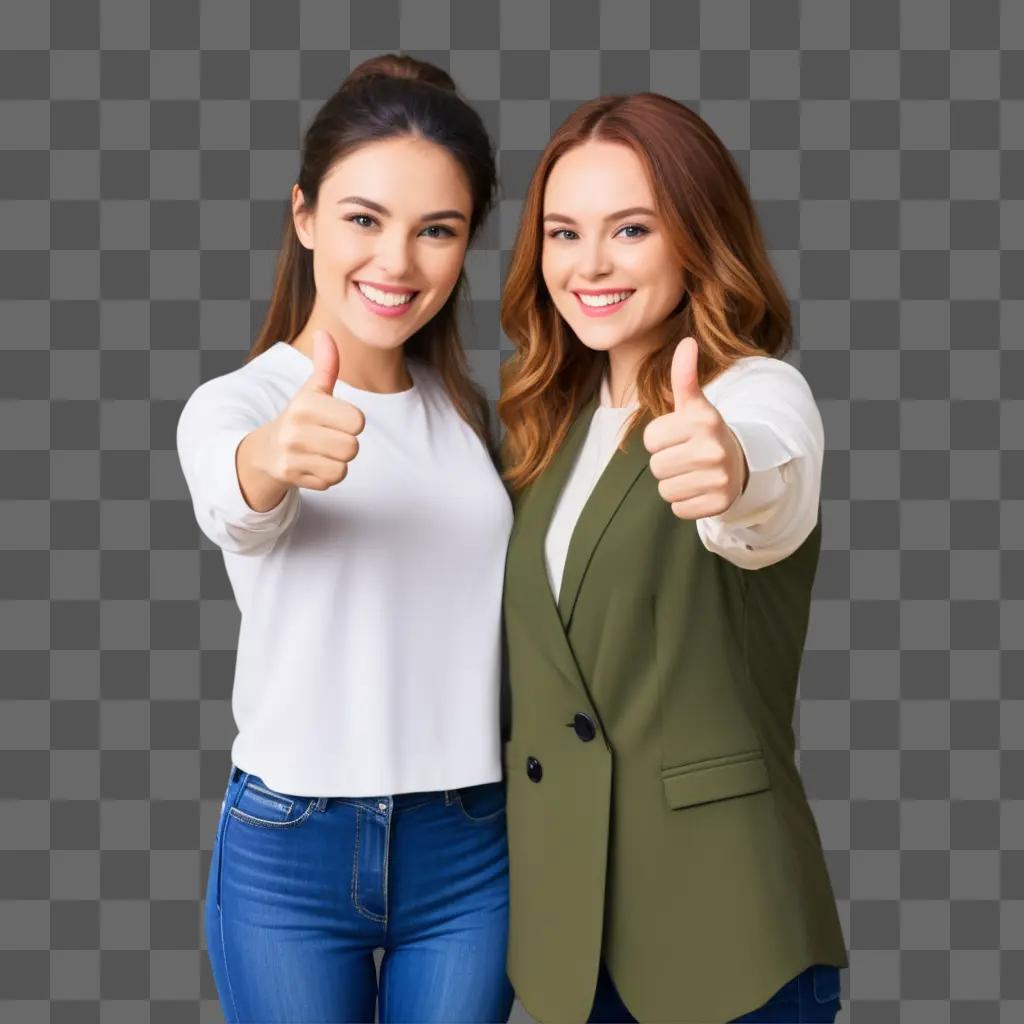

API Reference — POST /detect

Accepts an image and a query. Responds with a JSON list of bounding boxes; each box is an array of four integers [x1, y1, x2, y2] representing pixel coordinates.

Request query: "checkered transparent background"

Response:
[[1, 1, 1023, 1021]]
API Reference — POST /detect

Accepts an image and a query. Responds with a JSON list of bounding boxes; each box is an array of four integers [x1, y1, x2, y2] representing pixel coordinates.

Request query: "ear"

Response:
[[291, 183, 315, 251]]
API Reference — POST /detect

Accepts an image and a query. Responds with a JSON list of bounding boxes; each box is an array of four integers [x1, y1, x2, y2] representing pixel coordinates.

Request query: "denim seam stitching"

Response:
[[227, 799, 315, 830], [243, 782, 294, 815], [381, 805, 391, 932], [351, 806, 386, 924], [453, 790, 507, 824], [218, 900, 240, 1022]]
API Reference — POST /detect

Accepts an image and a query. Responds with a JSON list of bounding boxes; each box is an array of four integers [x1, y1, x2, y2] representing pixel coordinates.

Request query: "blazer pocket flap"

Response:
[[661, 750, 770, 810]]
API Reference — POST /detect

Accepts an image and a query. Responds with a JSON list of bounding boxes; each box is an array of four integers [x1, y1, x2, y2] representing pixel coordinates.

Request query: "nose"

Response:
[[374, 228, 414, 280], [577, 236, 613, 280]]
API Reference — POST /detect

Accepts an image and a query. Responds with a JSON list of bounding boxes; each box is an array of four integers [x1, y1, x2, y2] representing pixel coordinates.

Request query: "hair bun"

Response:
[[342, 54, 457, 94]]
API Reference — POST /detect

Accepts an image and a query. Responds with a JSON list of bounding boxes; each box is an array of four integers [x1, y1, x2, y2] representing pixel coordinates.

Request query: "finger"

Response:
[[294, 455, 350, 489], [648, 442, 693, 481], [298, 424, 360, 464], [304, 329, 340, 394], [670, 336, 701, 411], [670, 496, 718, 520], [643, 412, 695, 455], [304, 391, 366, 436], [656, 468, 722, 505], [649, 438, 724, 480]]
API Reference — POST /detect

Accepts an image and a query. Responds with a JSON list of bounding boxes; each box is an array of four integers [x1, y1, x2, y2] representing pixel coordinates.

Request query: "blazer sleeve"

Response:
[[175, 374, 300, 556], [696, 357, 825, 571]]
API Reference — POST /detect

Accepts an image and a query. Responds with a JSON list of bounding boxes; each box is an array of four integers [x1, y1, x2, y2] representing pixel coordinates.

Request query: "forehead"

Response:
[[543, 140, 653, 211], [320, 136, 472, 208]]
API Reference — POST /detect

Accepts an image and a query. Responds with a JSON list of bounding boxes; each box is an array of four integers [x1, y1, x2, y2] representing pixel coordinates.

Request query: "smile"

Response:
[[573, 289, 635, 317], [354, 281, 419, 318]]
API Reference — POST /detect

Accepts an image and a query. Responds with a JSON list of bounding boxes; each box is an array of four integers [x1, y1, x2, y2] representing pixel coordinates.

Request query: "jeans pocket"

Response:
[[227, 774, 318, 829], [812, 964, 841, 1004], [455, 780, 507, 823]]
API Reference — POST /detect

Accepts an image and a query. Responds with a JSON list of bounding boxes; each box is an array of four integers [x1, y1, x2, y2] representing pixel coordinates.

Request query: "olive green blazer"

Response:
[[501, 397, 848, 1024]]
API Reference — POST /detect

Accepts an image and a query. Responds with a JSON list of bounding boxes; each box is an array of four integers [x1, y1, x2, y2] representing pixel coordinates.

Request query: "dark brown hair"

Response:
[[498, 92, 792, 490], [248, 54, 497, 445]]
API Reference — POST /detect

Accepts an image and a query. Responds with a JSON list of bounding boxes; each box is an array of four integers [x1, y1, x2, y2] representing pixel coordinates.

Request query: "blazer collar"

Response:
[[556, 406, 652, 629], [519, 395, 652, 636]]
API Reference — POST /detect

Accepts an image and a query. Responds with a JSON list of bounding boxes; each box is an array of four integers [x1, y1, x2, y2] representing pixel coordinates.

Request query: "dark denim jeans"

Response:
[[588, 956, 843, 1023], [204, 764, 515, 1022]]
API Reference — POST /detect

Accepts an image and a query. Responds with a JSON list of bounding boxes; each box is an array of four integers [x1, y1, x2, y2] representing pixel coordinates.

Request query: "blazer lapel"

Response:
[[512, 397, 598, 693], [556, 411, 652, 629]]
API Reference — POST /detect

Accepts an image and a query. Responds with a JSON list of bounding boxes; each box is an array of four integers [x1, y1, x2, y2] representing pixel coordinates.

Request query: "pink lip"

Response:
[[573, 289, 635, 318], [353, 281, 418, 318], [355, 279, 418, 294]]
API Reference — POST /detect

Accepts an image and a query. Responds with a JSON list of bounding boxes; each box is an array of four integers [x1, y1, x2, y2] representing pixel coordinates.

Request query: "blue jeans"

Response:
[[589, 957, 843, 1023], [204, 765, 515, 1023]]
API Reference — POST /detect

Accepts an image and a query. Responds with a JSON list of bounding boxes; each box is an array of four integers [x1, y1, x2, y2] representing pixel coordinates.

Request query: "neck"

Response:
[[605, 336, 656, 407], [291, 310, 413, 394]]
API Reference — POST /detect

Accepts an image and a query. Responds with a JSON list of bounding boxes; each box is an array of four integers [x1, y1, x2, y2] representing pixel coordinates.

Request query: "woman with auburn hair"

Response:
[[177, 54, 515, 1023], [498, 92, 848, 1022]]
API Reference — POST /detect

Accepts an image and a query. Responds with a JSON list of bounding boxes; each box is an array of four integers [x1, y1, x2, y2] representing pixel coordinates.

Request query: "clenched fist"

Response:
[[642, 336, 749, 520], [260, 329, 366, 492]]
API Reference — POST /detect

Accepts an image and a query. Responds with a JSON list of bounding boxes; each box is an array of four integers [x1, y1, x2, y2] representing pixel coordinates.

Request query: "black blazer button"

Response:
[[526, 756, 543, 782], [572, 713, 596, 742]]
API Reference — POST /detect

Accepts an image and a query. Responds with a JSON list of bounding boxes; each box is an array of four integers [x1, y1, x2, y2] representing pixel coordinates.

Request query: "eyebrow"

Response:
[[542, 206, 657, 225], [338, 195, 468, 224]]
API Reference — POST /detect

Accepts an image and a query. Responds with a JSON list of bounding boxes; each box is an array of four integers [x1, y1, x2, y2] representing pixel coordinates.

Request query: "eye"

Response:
[[547, 228, 578, 241], [616, 224, 649, 239], [420, 224, 457, 238], [346, 214, 377, 229]]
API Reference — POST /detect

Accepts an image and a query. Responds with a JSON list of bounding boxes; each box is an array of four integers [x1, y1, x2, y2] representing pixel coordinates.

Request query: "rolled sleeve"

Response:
[[196, 427, 300, 535], [695, 357, 824, 570], [176, 380, 301, 556], [713, 420, 794, 529]]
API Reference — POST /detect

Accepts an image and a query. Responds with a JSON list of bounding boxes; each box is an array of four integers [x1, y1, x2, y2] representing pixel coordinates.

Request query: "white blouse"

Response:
[[545, 355, 825, 597]]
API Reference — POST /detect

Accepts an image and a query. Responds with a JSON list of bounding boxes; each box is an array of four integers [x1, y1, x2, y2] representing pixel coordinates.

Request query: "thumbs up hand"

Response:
[[642, 337, 749, 520], [263, 329, 366, 491]]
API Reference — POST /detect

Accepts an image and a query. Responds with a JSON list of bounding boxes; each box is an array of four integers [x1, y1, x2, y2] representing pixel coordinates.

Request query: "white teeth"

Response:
[[357, 282, 415, 307], [577, 290, 633, 307]]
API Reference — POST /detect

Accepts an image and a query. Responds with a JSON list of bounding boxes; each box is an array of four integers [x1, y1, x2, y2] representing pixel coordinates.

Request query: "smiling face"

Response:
[[541, 139, 687, 362], [292, 135, 473, 352]]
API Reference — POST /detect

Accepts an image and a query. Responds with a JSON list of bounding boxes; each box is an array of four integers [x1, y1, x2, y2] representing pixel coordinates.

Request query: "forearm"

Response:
[[236, 424, 290, 513]]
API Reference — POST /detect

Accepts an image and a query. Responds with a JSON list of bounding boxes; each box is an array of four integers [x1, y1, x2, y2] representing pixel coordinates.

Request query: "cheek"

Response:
[[541, 249, 574, 306], [423, 247, 467, 298]]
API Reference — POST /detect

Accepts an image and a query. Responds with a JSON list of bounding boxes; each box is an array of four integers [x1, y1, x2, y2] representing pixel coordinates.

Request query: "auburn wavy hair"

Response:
[[246, 53, 497, 449], [498, 92, 793, 491]]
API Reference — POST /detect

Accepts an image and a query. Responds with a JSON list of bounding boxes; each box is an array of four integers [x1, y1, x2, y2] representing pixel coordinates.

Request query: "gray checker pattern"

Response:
[[0, 1, 1022, 1022]]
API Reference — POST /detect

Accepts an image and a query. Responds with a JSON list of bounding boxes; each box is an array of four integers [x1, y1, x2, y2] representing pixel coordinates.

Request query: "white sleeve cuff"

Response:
[[709, 420, 795, 529], [198, 427, 300, 534]]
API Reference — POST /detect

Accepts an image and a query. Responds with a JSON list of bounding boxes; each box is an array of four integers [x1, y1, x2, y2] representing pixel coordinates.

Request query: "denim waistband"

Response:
[[230, 766, 499, 814]]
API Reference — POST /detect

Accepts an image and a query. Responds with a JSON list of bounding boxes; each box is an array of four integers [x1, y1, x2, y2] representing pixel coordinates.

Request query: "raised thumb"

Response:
[[670, 336, 701, 411], [306, 330, 339, 394]]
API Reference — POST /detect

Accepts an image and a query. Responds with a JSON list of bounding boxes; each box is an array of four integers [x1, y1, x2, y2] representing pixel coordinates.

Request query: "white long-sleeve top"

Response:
[[176, 340, 514, 797], [545, 355, 825, 596]]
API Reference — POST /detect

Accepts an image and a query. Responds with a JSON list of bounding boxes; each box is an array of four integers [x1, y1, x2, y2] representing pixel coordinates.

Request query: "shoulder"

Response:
[[706, 354, 812, 394], [179, 345, 293, 424], [407, 357, 448, 397]]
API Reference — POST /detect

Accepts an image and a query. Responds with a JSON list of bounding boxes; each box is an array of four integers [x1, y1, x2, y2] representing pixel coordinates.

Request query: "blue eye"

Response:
[[547, 224, 649, 241], [346, 215, 457, 239]]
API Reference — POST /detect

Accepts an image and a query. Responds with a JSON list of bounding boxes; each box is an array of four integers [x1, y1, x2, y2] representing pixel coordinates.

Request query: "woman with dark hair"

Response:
[[498, 94, 848, 1022], [177, 55, 514, 1023]]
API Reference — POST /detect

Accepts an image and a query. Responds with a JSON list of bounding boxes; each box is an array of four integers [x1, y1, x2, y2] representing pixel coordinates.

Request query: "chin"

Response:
[[565, 325, 630, 353]]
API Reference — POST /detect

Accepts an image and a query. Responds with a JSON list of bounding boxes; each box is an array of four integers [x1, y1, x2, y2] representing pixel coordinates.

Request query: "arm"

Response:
[[696, 358, 824, 570], [175, 377, 301, 556]]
